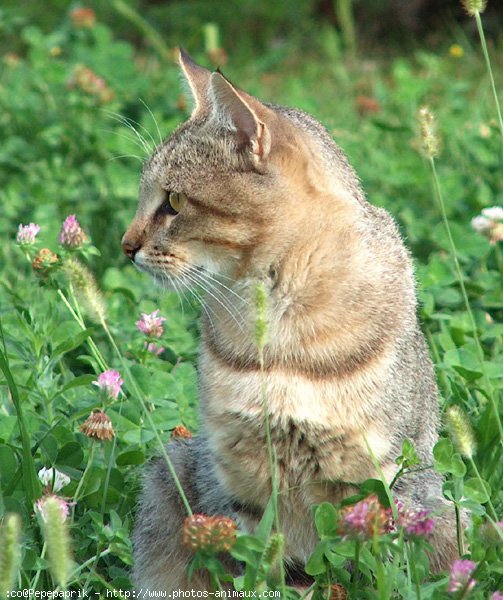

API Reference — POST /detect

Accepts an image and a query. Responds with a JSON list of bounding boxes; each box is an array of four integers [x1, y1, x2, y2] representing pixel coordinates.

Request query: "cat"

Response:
[[122, 49, 459, 592]]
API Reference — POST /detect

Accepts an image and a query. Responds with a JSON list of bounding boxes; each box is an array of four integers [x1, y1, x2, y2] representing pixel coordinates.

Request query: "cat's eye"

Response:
[[160, 191, 187, 216]]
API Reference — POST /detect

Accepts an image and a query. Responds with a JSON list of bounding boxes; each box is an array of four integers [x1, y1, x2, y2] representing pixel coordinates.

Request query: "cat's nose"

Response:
[[122, 237, 142, 261]]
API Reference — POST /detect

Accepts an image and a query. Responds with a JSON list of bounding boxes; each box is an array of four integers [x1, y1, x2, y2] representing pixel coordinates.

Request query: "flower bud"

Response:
[[461, 0, 487, 16], [182, 514, 237, 553]]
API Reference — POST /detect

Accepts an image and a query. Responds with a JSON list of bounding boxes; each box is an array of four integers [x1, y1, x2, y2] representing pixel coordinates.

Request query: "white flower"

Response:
[[38, 467, 70, 493], [481, 206, 503, 222], [471, 215, 491, 234]]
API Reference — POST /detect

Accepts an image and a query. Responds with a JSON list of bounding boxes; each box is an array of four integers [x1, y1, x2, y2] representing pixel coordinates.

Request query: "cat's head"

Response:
[[122, 50, 359, 287]]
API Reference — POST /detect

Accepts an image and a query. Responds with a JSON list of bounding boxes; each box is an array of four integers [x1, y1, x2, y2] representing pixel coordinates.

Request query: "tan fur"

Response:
[[125, 51, 460, 592]]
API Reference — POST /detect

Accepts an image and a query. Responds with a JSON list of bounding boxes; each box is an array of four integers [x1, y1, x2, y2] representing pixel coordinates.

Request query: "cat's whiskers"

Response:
[[104, 111, 154, 155], [108, 154, 144, 163], [181, 268, 247, 334], [100, 128, 151, 156], [139, 98, 163, 146], [198, 268, 250, 306], [184, 267, 248, 326]]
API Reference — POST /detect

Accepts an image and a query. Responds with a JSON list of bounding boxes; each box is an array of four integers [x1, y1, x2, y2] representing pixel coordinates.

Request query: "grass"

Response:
[[0, 3, 502, 598]]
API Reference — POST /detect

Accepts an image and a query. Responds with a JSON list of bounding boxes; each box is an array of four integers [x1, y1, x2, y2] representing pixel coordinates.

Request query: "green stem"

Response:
[[59, 287, 193, 516], [334, 0, 357, 61], [0, 319, 42, 510], [100, 319, 193, 516], [112, 0, 172, 61], [468, 457, 502, 530], [72, 442, 96, 509], [474, 11, 503, 141], [351, 540, 360, 599], [30, 542, 46, 590], [407, 542, 421, 600], [454, 501, 465, 556], [428, 157, 503, 445]]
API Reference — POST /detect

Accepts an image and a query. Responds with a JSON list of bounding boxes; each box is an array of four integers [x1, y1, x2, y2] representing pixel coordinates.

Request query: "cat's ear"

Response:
[[178, 48, 211, 116], [209, 72, 271, 161]]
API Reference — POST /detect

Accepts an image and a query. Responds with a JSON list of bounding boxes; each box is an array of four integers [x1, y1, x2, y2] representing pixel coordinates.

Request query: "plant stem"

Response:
[[30, 542, 46, 590], [100, 318, 193, 516], [72, 442, 96, 509], [407, 542, 421, 600], [428, 157, 503, 446], [112, 0, 172, 61], [467, 457, 503, 533], [334, 0, 357, 61], [351, 540, 360, 598], [474, 11, 503, 141]]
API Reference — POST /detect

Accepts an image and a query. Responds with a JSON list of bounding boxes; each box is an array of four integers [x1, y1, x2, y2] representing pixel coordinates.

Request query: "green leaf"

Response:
[[314, 502, 338, 537], [255, 495, 275, 543], [116, 450, 145, 466], [433, 438, 454, 473], [56, 442, 84, 468], [305, 541, 328, 576], [52, 328, 93, 359], [463, 478, 490, 504], [60, 374, 96, 393], [0, 445, 18, 490]]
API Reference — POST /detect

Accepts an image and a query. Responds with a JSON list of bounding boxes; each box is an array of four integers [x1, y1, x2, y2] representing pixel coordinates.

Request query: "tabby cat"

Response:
[[122, 49, 458, 592]]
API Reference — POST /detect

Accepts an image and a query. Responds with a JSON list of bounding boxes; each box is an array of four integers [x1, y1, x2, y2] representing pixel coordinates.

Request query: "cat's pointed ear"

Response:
[[209, 71, 271, 161], [178, 48, 211, 116]]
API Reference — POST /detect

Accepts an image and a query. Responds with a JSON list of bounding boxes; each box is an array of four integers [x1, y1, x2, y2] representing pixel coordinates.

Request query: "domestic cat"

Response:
[[122, 49, 459, 592]]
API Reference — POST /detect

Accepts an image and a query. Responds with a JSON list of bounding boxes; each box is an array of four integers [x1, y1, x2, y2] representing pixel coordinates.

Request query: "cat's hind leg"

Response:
[[132, 439, 213, 593]]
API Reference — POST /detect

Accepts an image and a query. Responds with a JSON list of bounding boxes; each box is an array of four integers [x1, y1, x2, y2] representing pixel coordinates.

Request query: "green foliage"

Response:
[[0, 2, 502, 597]]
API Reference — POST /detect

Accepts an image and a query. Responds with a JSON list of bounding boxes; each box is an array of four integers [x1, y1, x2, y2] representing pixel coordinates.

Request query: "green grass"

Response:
[[0, 4, 502, 598]]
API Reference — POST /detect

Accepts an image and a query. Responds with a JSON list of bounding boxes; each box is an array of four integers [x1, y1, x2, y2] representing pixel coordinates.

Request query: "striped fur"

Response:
[[124, 51, 459, 592]]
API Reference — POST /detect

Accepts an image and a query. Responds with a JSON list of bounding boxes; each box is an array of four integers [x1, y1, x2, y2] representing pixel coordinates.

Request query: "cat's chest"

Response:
[[198, 351, 392, 506]]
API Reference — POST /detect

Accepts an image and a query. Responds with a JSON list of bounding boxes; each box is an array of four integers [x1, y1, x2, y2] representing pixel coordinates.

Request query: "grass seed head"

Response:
[[461, 0, 487, 16], [446, 406, 476, 458], [35, 495, 72, 589], [63, 258, 106, 323], [0, 513, 22, 598], [418, 106, 440, 158]]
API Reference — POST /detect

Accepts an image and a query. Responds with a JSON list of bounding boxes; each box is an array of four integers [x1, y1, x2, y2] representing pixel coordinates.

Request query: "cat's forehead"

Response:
[[140, 120, 243, 196]]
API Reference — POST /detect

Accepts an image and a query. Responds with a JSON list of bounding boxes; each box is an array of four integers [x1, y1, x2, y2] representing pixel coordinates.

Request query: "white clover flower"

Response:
[[38, 467, 70, 493], [481, 206, 503, 222], [471, 215, 492, 234]]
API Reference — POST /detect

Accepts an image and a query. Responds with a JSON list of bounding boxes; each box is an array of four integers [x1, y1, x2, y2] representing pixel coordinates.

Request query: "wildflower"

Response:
[[356, 95, 380, 116], [0, 513, 22, 598], [93, 370, 123, 400], [482, 206, 503, 221], [70, 7, 96, 28], [32, 248, 59, 272], [145, 342, 165, 356], [399, 508, 435, 538], [418, 106, 440, 159], [38, 467, 70, 493], [35, 495, 70, 523], [471, 206, 503, 244], [446, 406, 476, 458], [35, 495, 72, 589], [329, 584, 348, 600], [68, 65, 114, 103], [59, 215, 87, 248], [448, 559, 477, 593], [80, 410, 115, 441], [491, 592, 503, 600], [461, 0, 487, 17], [63, 258, 106, 323], [449, 44, 464, 58], [182, 514, 237, 553], [339, 495, 388, 540], [3, 53, 20, 67], [172, 425, 193, 439], [136, 310, 166, 338], [16, 223, 40, 245]]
